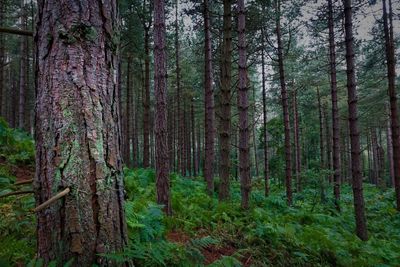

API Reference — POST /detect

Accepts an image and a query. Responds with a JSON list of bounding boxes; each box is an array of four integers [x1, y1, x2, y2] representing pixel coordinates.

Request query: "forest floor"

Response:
[[1, 120, 400, 266]]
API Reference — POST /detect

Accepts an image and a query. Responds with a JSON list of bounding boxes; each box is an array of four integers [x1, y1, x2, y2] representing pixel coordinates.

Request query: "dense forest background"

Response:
[[1, 0, 400, 266]]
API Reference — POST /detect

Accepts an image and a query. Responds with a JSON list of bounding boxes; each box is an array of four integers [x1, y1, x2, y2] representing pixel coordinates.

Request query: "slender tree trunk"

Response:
[[324, 105, 332, 183], [124, 56, 132, 166], [252, 86, 259, 178], [203, 0, 215, 195], [218, 0, 232, 200], [343, 0, 368, 240], [383, 0, 400, 210], [387, 109, 395, 186], [191, 98, 197, 176], [261, 28, 269, 196], [143, 30, 151, 168], [293, 89, 301, 191], [18, 0, 28, 130], [154, 0, 171, 215], [276, 0, 292, 205], [317, 87, 325, 168], [371, 128, 379, 185], [197, 123, 202, 175], [238, 0, 250, 209], [35, 0, 128, 264], [0, 0, 4, 119], [132, 71, 138, 168], [328, 0, 341, 210]]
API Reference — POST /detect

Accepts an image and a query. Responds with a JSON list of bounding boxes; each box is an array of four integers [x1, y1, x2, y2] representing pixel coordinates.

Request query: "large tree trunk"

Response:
[[154, 0, 171, 215], [238, 0, 250, 209], [275, 0, 292, 205], [218, 0, 232, 200], [328, 0, 341, 210], [383, 0, 400, 210], [34, 0, 128, 264], [343, 0, 368, 240], [203, 0, 215, 195], [261, 28, 269, 196]]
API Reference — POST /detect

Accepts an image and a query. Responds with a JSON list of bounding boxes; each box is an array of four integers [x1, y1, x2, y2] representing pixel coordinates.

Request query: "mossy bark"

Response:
[[34, 0, 128, 265]]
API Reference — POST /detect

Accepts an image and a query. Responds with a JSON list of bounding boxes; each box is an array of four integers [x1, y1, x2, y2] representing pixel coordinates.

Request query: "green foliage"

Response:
[[122, 168, 400, 267], [0, 117, 34, 165]]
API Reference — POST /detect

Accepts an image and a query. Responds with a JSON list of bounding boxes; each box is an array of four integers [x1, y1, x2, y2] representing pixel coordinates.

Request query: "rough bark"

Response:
[[275, 0, 292, 206], [154, 0, 171, 215], [383, 0, 400, 210], [218, 0, 232, 200], [261, 28, 269, 196], [343, 0, 368, 240], [328, 0, 341, 210], [203, 0, 215, 195], [238, 0, 250, 209], [35, 0, 128, 265]]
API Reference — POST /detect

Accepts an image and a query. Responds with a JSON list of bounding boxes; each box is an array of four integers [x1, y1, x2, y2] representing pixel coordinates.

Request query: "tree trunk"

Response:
[[261, 28, 269, 196], [143, 30, 151, 168], [191, 98, 197, 176], [124, 56, 132, 167], [18, 0, 28, 130], [387, 108, 395, 186], [275, 0, 292, 206], [383, 0, 400, 210], [0, 0, 4, 119], [324, 105, 332, 183], [252, 86, 259, 178], [371, 128, 379, 185], [154, 0, 171, 215], [328, 0, 341, 210], [293, 89, 301, 191], [35, 0, 128, 264], [218, 0, 232, 200], [203, 0, 215, 195], [317, 87, 325, 168], [238, 0, 250, 209], [343, 0, 368, 240]]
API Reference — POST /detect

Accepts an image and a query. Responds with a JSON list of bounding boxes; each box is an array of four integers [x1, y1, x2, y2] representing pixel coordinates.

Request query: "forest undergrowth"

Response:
[[0, 119, 400, 266]]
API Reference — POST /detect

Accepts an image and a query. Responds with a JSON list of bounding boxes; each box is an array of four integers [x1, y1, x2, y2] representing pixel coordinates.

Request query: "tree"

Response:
[[34, 0, 128, 264], [238, 0, 251, 209], [328, 0, 341, 210], [218, 0, 233, 200], [275, 0, 292, 205], [261, 23, 269, 196], [203, 0, 215, 195], [382, 0, 400, 210], [154, 0, 171, 215], [343, 0, 368, 240]]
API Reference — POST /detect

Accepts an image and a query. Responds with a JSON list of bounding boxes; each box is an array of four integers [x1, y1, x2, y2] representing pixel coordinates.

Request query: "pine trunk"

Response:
[[328, 0, 341, 210], [238, 0, 250, 209], [154, 0, 171, 215], [218, 0, 232, 200], [18, 0, 28, 130], [343, 0, 368, 240], [203, 0, 215, 194], [276, 0, 292, 205], [383, 0, 400, 210], [261, 29, 269, 196], [143, 30, 150, 168], [35, 0, 128, 264]]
